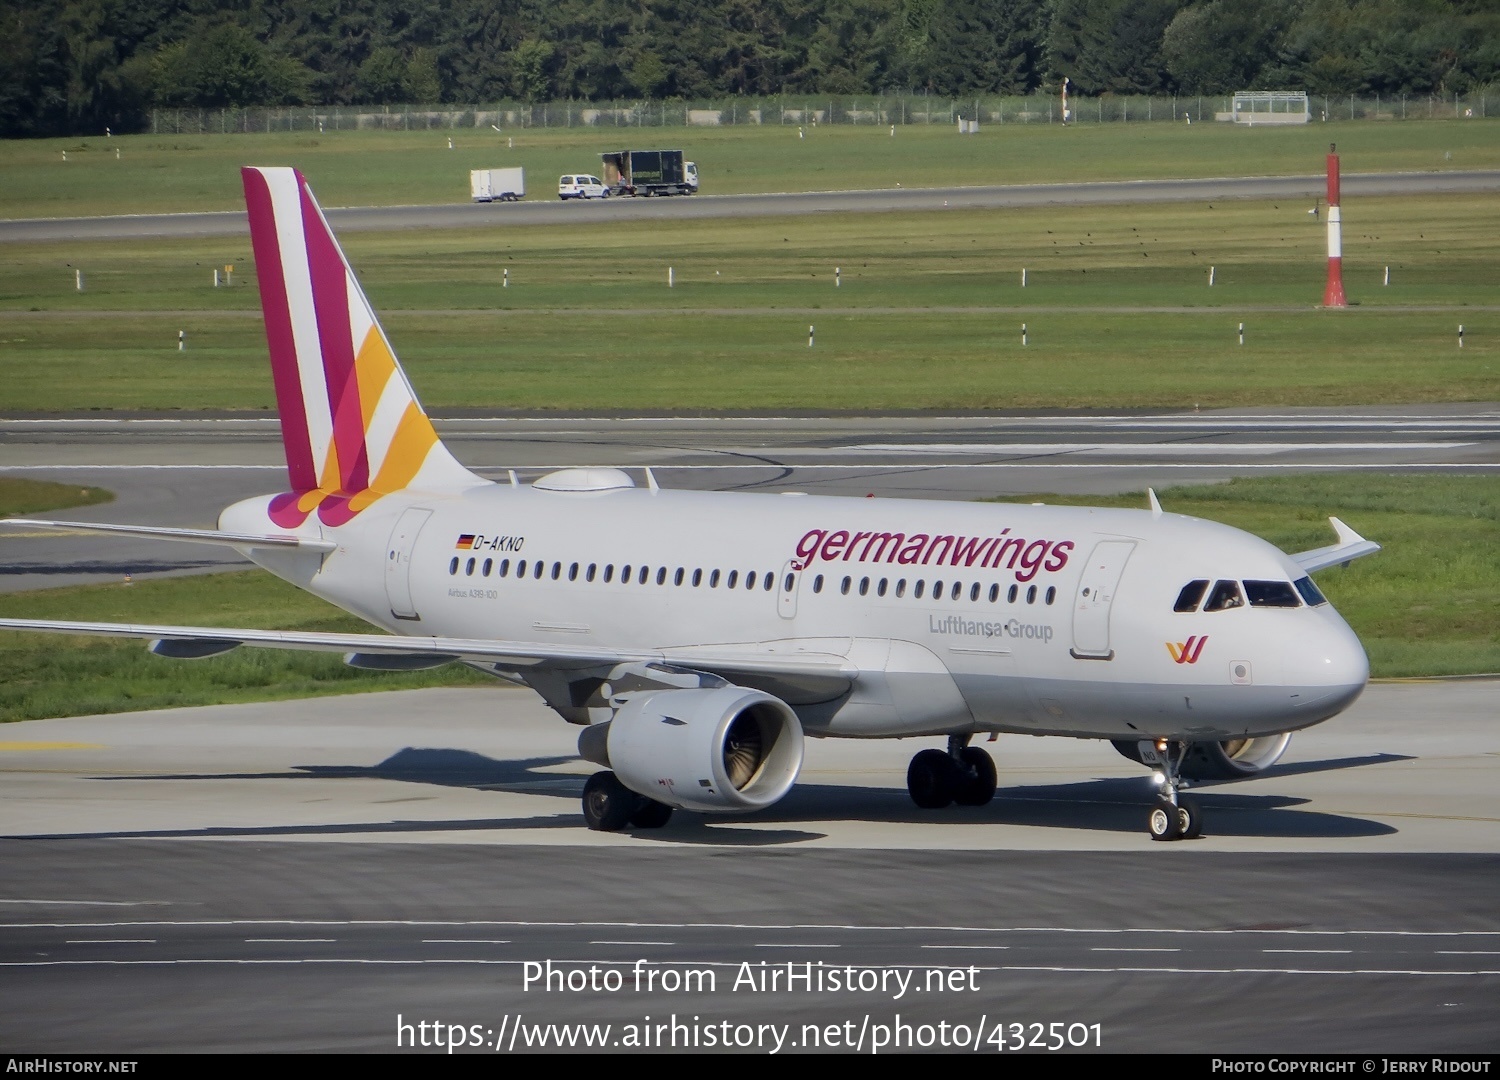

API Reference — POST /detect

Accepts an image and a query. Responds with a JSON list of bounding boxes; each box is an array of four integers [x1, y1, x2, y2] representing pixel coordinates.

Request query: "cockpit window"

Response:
[[1244, 580, 1301, 608], [1203, 579, 1244, 612], [1174, 580, 1210, 612], [1293, 576, 1328, 607]]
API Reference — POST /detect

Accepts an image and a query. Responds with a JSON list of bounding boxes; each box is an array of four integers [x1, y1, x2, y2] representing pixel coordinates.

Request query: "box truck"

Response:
[[599, 150, 696, 196], [470, 168, 525, 202]]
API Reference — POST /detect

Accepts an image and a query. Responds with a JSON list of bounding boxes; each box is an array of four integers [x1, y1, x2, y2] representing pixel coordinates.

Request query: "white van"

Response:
[[558, 175, 609, 200]]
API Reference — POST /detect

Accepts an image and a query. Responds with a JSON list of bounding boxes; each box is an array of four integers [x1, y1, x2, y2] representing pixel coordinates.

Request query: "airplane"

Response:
[[0, 167, 1379, 841]]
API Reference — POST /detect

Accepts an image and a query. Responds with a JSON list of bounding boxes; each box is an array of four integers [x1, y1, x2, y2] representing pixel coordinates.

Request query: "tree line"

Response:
[[2, 0, 1495, 137]]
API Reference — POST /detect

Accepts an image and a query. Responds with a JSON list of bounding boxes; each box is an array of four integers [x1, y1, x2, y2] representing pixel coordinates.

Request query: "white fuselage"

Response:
[[223, 476, 1368, 743]]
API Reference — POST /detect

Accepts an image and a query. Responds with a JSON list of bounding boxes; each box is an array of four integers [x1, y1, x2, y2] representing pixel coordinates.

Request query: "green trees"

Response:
[[1, 0, 1494, 136]]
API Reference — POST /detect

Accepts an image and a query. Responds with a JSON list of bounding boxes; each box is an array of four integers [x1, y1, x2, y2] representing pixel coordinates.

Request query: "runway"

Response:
[[2, 680, 1498, 1051], [2, 405, 1497, 591], [4, 406, 1500, 1051], [4, 170, 1498, 242]]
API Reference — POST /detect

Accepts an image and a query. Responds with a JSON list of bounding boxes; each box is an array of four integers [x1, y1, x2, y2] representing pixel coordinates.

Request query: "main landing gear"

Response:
[[1146, 739, 1202, 842], [906, 735, 997, 808], [582, 771, 674, 832]]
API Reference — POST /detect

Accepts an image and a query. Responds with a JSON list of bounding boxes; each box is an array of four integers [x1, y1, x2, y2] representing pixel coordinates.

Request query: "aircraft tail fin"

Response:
[[241, 166, 479, 527]]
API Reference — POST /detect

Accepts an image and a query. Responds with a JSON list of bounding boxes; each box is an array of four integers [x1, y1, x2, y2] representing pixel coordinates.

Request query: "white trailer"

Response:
[[470, 168, 525, 202]]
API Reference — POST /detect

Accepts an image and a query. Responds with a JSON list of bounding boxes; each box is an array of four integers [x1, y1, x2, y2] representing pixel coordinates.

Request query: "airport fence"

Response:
[[151, 89, 1495, 135]]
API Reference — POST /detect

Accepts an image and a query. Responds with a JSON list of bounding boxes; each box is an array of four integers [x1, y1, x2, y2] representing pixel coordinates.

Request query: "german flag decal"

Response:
[[455, 534, 476, 550]]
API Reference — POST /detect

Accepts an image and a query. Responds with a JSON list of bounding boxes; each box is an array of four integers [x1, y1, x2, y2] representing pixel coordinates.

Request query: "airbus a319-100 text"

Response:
[[0, 167, 1379, 840]]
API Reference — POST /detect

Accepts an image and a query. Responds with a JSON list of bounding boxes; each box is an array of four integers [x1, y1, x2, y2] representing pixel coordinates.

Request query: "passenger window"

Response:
[[988, 583, 999, 603], [465, 557, 475, 576], [1174, 579, 1210, 612], [483, 558, 493, 576], [551, 562, 561, 580], [568, 562, 578, 581], [586, 563, 596, 582], [604, 564, 614, 583], [692, 569, 702, 586], [710, 569, 720, 587], [639, 565, 649, 585], [914, 580, 925, 599], [622, 564, 632, 582], [1294, 576, 1327, 607], [746, 571, 757, 591], [896, 579, 906, 598], [499, 559, 509, 578], [970, 582, 980, 602], [1008, 584, 1018, 603], [840, 576, 851, 595], [727, 571, 739, 589], [674, 567, 684, 586], [516, 560, 527, 577], [1045, 586, 1056, 605], [857, 577, 868, 596], [877, 578, 888, 597], [813, 574, 824, 593], [534, 561, 544, 579], [448, 557, 458, 575], [1204, 579, 1244, 612], [1026, 584, 1037, 604], [1245, 580, 1300, 608], [933, 580, 944, 599], [657, 567, 667, 585]]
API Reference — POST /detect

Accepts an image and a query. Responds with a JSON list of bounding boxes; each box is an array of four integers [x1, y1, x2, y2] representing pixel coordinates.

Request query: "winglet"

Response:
[[1291, 516, 1381, 574], [1147, 488, 1163, 517]]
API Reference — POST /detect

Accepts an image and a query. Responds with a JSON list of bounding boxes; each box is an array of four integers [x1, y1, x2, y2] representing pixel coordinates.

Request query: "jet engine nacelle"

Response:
[[1112, 732, 1293, 780], [578, 686, 804, 813]]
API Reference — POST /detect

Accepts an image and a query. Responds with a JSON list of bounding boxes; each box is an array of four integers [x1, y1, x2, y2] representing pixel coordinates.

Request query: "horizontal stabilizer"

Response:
[[0, 518, 335, 553], [1292, 516, 1381, 573]]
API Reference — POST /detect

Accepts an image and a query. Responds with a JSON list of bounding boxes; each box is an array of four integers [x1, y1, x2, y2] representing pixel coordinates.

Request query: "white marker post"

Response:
[[213, 269, 220, 287], [1022, 323, 1028, 346], [75, 270, 83, 292], [1238, 322, 1245, 345], [835, 267, 840, 288], [503, 268, 509, 289], [668, 267, 674, 288], [1384, 266, 1390, 286], [1021, 268, 1027, 288], [1209, 266, 1215, 287], [1459, 325, 1465, 349], [178, 330, 185, 352], [808, 325, 814, 348]]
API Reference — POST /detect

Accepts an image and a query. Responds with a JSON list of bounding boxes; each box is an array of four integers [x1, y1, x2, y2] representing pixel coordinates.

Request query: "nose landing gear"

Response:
[[906, 735, 997, 808], [1147, 739, 1202, 841]]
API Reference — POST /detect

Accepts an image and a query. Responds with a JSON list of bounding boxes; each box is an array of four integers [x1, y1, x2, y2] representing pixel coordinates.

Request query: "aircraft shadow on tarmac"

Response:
[[57, 746, 1405, 844]]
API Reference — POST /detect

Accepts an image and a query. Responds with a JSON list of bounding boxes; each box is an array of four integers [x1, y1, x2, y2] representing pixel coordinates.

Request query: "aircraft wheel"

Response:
[[907, 748, 958, 809], [582, 771, 637, 831], [1148, 797, 1184, 841], [630, 798, 673, 829], [953, 746, 997, 806], [1176, 795, 1203, 840]]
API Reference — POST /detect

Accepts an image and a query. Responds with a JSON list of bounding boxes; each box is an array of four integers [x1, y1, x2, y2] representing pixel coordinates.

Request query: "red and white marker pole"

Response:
[[1323, 142, 1347, 308]]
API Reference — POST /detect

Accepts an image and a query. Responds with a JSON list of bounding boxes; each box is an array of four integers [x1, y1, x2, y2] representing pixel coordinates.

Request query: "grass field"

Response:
[[0, 478, 112, 516], [1, 474, 1492, 723], [2, 120, 1497, 219], [1, 193, 1495, 411]]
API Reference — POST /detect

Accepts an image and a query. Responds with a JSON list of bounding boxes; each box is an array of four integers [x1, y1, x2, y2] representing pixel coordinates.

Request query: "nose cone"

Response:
[[1287, 610, 1369, 719]]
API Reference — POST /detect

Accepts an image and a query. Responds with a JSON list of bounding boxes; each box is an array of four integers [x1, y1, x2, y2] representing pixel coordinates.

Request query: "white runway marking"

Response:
[[840, 442, 1472, 455], [4, 462, 1499, 474]]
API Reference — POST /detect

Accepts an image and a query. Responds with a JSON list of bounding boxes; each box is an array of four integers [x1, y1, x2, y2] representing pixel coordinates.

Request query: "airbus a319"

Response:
[[0, 167, 1378, 840]]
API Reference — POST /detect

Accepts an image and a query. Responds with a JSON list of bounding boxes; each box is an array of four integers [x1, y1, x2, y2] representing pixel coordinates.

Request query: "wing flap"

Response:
[[0, 618, 856, 689], [1292, 516, 1381, 573], [0, 518, 336, 553]]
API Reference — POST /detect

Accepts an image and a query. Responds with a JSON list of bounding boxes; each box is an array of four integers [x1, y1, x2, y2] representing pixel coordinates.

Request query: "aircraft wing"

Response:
[[0, 518, 336, 553], [1291, 516, 1381, 574], [0, 617, 856, 693]]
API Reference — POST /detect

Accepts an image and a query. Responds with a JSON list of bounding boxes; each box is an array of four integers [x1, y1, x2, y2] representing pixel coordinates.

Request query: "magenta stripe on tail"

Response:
[[242, 168, 317, 492]]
